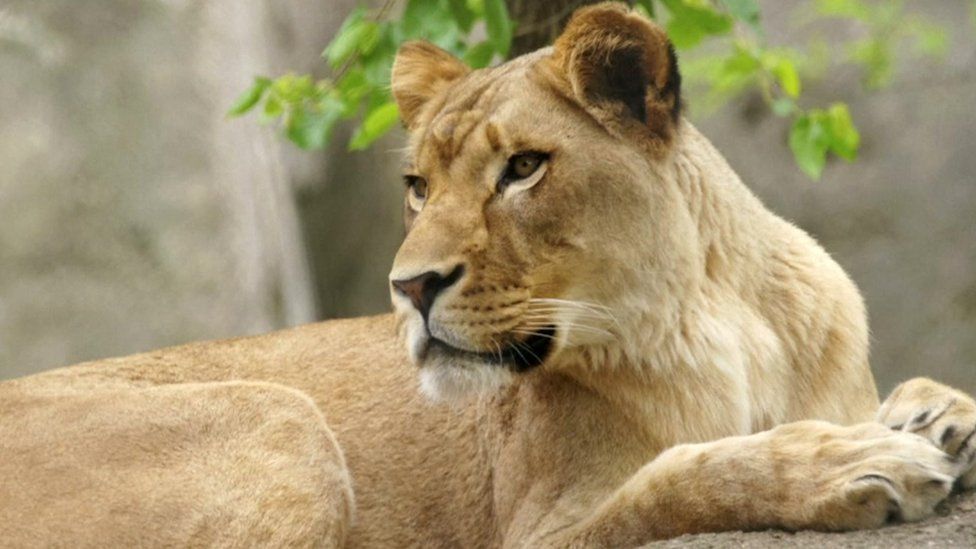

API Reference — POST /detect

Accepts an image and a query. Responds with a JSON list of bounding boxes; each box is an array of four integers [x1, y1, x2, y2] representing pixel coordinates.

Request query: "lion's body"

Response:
[[2, 315, 491, 547], [0, 121, 896, 546], [3, 4, 974, 547], [0, 244, 870, 548]]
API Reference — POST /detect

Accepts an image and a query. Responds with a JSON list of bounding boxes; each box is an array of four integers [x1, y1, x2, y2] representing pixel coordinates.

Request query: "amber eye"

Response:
[[506, 152, 546, 180], [404, 175, 428, 211], [498, 151, 550, 194]]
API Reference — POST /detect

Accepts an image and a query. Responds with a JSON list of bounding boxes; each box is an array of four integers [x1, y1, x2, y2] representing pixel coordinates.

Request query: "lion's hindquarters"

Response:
[[0, 380, 354, 548]]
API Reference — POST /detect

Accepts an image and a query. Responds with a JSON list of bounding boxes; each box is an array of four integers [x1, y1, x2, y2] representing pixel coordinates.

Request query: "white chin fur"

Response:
[[419, 362, 513, 404]]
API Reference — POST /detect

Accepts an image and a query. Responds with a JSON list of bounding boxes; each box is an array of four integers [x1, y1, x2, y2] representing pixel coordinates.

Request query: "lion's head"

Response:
[[388, 3, 705, 401]]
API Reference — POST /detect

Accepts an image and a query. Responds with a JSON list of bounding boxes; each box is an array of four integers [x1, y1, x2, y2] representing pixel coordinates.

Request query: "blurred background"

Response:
[[0, 0, 973, 395]]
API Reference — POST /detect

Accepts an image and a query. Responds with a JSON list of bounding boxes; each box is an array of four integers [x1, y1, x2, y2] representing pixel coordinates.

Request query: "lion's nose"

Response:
[[391, 264, 465, 320]]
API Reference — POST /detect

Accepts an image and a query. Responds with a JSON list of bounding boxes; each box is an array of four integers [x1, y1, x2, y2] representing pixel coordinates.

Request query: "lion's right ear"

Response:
[[391, 41, 470, 129], [551, 3, 681, 140]]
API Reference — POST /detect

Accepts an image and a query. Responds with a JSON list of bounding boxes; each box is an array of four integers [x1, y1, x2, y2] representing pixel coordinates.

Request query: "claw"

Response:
[[959, 425, 976, 457], [939, 426, 956, 447], [907, 399, 955, 433]]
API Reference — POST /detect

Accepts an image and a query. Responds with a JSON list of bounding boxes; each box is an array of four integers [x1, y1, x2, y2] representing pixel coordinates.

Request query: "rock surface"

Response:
[[648, 491, 976, 547]]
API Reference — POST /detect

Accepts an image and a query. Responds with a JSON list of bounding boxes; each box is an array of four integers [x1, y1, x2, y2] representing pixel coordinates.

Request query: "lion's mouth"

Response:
[[426, 326, 556, 373]]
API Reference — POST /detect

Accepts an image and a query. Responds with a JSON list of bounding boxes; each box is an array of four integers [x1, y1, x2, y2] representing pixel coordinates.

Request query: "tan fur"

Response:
[[3, 4, 975, 546]]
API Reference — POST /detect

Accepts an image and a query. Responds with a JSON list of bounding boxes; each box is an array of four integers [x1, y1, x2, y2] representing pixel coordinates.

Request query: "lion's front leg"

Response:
[[543, 420, 959, 547], [877, 377, 976, 489]]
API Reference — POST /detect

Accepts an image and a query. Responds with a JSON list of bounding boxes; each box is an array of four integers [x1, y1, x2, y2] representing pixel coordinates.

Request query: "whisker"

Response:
[[528, 298, 623, 331], [520, 307, 613, 320], [521, 320, 614, 338], [520, 313, 616, 331], [508, 340, 531, 366], [510, 329, 558, 341], [524, 308, 608, 320], [522, 305, 612, 315], [490, 337, 504, 366], [514, 340, 542, 366], [529, 297, 615, 311]]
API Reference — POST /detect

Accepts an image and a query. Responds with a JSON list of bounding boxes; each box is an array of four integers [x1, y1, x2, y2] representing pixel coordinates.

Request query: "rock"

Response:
[[646, 491, 976, 548]]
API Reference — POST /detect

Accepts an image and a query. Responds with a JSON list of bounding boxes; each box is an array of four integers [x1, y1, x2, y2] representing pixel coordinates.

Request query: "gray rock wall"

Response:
[[0, 0, 319, 378]]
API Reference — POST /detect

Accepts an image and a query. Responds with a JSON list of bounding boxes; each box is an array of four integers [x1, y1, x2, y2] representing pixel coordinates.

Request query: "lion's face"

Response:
[[388, 4, 694, 401]]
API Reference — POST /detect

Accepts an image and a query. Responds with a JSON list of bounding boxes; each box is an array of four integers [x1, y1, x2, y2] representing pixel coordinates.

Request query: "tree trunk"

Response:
[[506, 0, 607, 56]]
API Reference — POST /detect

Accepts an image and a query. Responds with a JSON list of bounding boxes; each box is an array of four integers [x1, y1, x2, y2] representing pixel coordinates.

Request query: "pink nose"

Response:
[[391, 265, 465, 320]]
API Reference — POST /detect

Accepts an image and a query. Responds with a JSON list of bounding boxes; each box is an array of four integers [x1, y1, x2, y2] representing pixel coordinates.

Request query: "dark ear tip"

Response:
[[664, 41, 682, 122]]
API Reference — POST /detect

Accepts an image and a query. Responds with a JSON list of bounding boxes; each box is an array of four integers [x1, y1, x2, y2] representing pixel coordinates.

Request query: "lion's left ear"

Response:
[[392, 41, 470, 130], [551, 3, 681, 139]]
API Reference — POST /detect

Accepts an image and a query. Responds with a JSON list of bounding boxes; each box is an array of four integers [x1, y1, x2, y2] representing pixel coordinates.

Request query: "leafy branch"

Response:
[[664, 0, 947, 179], [229, 0, 515, 151], [229, 0, 952, 181]]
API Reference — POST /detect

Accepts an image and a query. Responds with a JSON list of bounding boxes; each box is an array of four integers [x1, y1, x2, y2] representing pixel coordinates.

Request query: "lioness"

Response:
[[2, 3, 975, 547]]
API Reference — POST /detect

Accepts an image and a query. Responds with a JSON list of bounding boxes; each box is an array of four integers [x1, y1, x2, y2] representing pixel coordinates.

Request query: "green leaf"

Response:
[[365, 88, 394, 112], [402, 0, 436, 38], [466, 0, 485, 17], [447, 0, 477, 32], [483, 0, 513, 57], [323, 9, 368, 69], [635, 0, 656, 19], [358, 22, 382, 56], [720, 0, 759, 29], [814, 0, 870, 20], [403, 0, 452, 40], [722, 46, 760, 77], [228, 76, 271, 116], [661, 0, 733, 49], [789, 114, 830, 180], [665, 17, 706, 49], [270, 74, 321, 105], [788, 105, 859, 178], [824, 103, 859, 161], [772, 98, 795, 117], [703, 46, 759, 94], [401, 0, 463, 52], [907, 20, 948, 58], [849, 38, 892, 89], [463, 41, 496, 68], [262, 95, 283, 119], [286, 108, 340, 150], [359, 24, 397, 87], [349, 102, 400, 150], [763, 53, 801, 98], [335, 69, 370, 117]]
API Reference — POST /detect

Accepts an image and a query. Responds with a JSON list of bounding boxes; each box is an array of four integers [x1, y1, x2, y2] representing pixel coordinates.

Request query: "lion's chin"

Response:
[[418, 357, 514, 404], [412, 326, 557, 403]]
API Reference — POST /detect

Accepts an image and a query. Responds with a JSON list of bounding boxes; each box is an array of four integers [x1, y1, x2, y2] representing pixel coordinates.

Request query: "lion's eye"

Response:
[[499, 151, 549, 194], [404, 175, 428, 211], [506, 152, 546, 180]]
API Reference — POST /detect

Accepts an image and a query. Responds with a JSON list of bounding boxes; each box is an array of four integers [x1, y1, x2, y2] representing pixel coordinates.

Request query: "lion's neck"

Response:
[[552, 123, 786, 442], [671, 122, 776, 290]]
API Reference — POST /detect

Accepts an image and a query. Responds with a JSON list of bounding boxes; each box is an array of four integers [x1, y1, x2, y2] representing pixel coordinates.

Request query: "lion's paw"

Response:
[[877, 378, 976, 489], [771, 421, 956, 530]]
